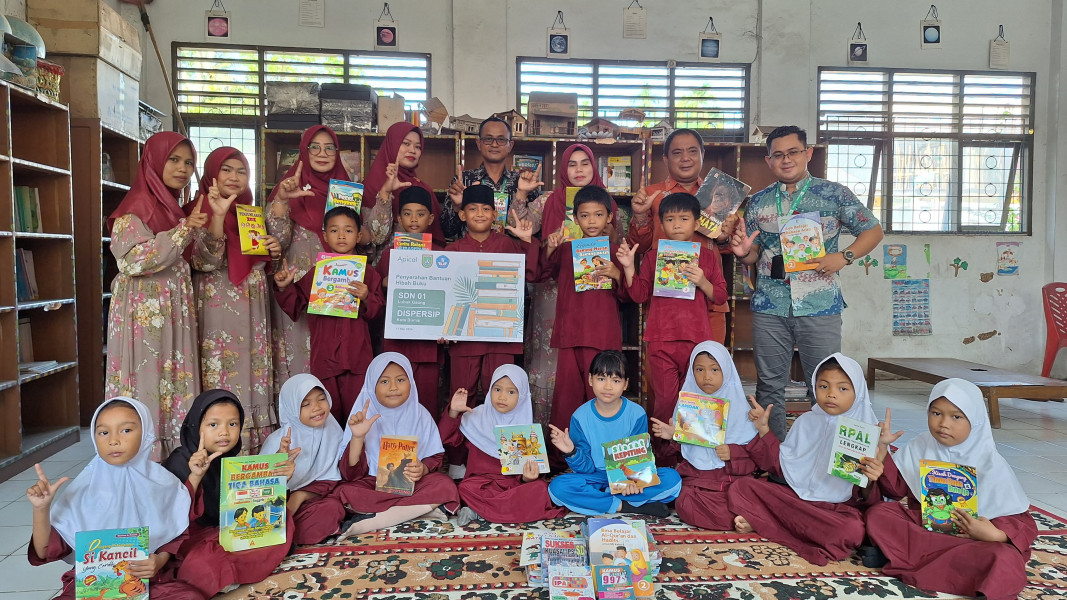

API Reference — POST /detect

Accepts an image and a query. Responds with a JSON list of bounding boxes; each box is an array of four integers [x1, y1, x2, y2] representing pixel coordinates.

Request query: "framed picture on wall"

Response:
[[206, 10, 231, 39], [921, 19, 941, 49], [698, 32, 721, 63], [376, 22, 398, 50], [848, 41, 868, 63], [547, 28, 570, 58]]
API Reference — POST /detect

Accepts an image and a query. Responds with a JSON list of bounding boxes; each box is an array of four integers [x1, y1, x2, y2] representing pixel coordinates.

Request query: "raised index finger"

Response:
[[293, 161, 303, 179], [198, 431, 206, 452], [34, 463, 49, 483]]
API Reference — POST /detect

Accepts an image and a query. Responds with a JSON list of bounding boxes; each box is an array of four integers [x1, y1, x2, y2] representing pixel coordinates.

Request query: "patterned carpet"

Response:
[[215, 505, 1067, 600]]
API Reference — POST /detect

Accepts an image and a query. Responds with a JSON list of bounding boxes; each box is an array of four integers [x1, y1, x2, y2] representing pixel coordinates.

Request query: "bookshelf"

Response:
[[71, 118, 141, 425], [0, 82, 80, 480]]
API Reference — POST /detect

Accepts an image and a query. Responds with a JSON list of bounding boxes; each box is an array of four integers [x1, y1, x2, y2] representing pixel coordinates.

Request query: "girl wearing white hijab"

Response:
[[865, 378, 1037, 600], [726, 353, 883, 566], [334, 353, 459, 536], [260, 373, 347, 545], [28, 397, 201, 599], [650, 342, 759, 531], [440, 365, 568, 526]]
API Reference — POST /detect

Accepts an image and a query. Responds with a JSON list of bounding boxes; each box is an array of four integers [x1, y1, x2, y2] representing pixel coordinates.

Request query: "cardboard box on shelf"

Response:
[[527, 92, 578, 137], [28, 0, 142, 78], [50, 55, 139, 139], [377, 94, 406, 131]]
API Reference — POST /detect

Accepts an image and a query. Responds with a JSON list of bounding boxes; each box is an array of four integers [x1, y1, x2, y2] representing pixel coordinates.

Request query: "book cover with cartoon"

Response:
[[562, 186, 584, 240], [571, 236, 613, 292], [308, 252, 367, 318], [672, 391, 728, 447], [219, 454, 288, 552], [602, 434, 660, 494], [778, 210, 825, 272], [75, 527, 150, 600], [826, 415, 880, 486], [548, 566, 595, 600], [235, 204, 269, 256], [326, 179, 364, 214], [376, 435, 419, 496], [495, 424, 550, 475], [584, 518, 652, 597], [652, 239, 699, 300], [920, 459, 978, 534], [693, 168, 751, 238], [393, 232, 432, 250]]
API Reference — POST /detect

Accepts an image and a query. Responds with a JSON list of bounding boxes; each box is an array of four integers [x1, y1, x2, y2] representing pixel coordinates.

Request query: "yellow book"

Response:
[[235, 204, 269, 256], [919, 459, 978, 534]]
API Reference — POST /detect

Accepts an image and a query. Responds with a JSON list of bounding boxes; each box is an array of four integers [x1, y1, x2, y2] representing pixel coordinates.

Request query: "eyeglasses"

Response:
[[308, 143, 338, 156], [479, 136, 511, 146], [769, 148, 807, 162]]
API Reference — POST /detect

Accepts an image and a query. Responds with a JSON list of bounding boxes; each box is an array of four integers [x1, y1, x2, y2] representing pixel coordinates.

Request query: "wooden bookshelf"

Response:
[[0, 82, 80, 481]]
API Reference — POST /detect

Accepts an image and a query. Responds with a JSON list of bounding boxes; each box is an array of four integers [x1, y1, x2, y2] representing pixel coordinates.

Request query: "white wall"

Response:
[[83, 0, 1067, 373]]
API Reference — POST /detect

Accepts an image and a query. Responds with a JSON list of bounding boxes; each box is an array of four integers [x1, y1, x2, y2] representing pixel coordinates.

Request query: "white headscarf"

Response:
[[459, 365, 533, 458], [262, 374, 343, 490], [780, 353, 879, 503], [677, 341, 757, 470], [339, 353, 445, 476], [895, 378, 1029, 519], [51, 397, 192, 556]]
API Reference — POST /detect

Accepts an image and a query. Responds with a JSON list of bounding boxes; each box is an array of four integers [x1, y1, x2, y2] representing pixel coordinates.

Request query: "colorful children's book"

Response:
[[513, 153, 543, 174], [592, 564, 637, 600], [602, 434, 660, 494], [219, 454, 288, 552], [496, 424, 550, 475], [548, 566, 596, 600], [307, 252, 367, 318], [827, 415, 880, 486], [493, 192, 509, 232], [520, 530, 547, 566], [235, 204, 269, 255], [326, 179, 364, 214], [584, 518, 653, 598], [778, 210, 825, 272], [572, 236, 613, 292], [693, 168, 750, 238], [562, 186, 584, 240], [393, 232, 432, 250], [541, 535, 589, 572], [601, 155, 632, 194], [920, 459, 978, 534], [76, 527, 150, 600], [672, 391, 728, 447], [376, 435, 419, 496], [652, 239, 699, 300]]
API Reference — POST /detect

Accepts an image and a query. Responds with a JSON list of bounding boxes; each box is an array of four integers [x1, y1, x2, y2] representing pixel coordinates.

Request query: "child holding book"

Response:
[[28, 398, 200, 599], [335, 353, 460, 536], [547, 350, 681, 517], [162, 390, 292, 598], [259, 373, 349, 545], [726, 354, 883, 566], [541, 186, 630, 457], [439, 365, 568, 525], [274, 206, 384, 421], [650, 342, 758, 530], [864, 379, 1035, 600], [617, 193, 727, 465], [377, 186, 446, 416]]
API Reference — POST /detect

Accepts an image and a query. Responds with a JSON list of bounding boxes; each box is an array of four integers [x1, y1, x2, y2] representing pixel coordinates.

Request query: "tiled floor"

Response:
[[3, 379, 1067, 598]]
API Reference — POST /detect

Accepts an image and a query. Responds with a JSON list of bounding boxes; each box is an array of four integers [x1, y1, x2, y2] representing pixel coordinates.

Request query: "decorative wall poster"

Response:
[[997, 241, 1020, 276], [385, 250, 525, 342], [891, 278, 932, 336], [623, 2, 647, 39], [990, 26, 1010, 69], [847, 22, 868, 64], [883, 244, 908, 279], [297, 0, 325, 27]]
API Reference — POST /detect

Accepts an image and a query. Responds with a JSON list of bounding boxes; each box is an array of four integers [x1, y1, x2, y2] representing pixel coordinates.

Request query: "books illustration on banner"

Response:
[[76, 527, 150, 600], [693, 168, 750, 238], [672, 391, 727, 447], [920, 459, 978, 535], [827, 415, 880, 486], [235, 204, 269, 255], [393, 232, 432, 250], [376, 435, 419, 496], [572, 236, 612, 292], [219, 454, 288, 552], [308, 252, 367, 318], [778, 211, 825, 272], [602, 434, 659, 494], [652, 239, 699, 300], [326, 179, 363, 213], [496, 424, 550, 475]]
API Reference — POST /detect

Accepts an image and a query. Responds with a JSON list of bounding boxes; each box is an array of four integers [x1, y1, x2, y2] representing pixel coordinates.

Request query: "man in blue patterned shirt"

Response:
[[731, 126, 883, 441]]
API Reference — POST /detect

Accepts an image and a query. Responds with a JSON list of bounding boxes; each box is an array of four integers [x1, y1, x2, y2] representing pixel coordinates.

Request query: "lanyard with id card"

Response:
[[770, 178, 814, 278]]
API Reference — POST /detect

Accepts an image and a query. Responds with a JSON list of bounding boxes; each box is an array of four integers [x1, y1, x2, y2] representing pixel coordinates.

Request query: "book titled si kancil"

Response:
[[234, 204, 269, 255], [572, 236, 612, 292], [920, 459, 978, 535], [326, 179, 363, 213], [76, 527, 150, 600], [376, 435, 419, 496], [602, 433, 660, 494], [219, 454, 288, 552], [827, 415, 880, 486], [672, 391, 728, 447], [308, 252, 367, 318], [652, 239, 699, 300]]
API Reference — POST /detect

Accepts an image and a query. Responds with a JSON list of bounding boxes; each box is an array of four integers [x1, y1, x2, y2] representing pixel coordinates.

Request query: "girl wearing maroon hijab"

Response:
[[266, 125, 350, 400], [105, 132, 228, 458], [188, 147, 283, 452]]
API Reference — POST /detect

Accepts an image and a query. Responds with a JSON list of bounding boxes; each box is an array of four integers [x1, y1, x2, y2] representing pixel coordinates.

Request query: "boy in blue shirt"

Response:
[[547, 350, 681, 516]]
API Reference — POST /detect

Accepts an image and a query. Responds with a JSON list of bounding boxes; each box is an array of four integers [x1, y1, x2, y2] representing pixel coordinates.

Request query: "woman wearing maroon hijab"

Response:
[[266, 125, 350, 399], [188, 147, 283, 452], [105, 132, 228, 458]]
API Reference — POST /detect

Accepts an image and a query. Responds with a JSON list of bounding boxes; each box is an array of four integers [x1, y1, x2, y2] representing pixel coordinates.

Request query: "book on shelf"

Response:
[[375, 435, 419, 496], [571, 236, 612, 292], [393, 232, 432, 250], [75, 527, 150, 600], [778, 211, 825, 273], [920, 459, 978, 535], [600, 155, 632, 194], [495, 424, 549, 475], [276, 149, 299, 173], [234, 205, 269, 256], [672, 391, 728, 447], [307, 253, 367, 318], [19, 360, 59, 374], [602, 434, 660, 494], [17, 318, 32, 363], [548, 566, 595, 600], [15, 248, 37, 302], [513, 154, 543, 174], [14, 186, 42, 233], [652, 239, 699, 300], [827, 415, 880, 486], [693, 168, 751, 238], [219, 454, 288, 552], [326, 179, 364, 214]]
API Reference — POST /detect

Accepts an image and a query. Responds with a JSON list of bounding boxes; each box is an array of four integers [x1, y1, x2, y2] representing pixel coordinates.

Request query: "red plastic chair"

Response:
[[1042, 283, 1067, 377]]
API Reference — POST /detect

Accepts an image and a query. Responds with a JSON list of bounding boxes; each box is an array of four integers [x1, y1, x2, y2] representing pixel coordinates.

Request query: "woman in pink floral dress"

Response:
[[187, 147, 282, 453], [105, 132, 227, 458]]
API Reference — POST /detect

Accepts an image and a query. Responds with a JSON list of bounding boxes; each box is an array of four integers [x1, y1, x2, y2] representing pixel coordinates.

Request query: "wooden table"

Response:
[[867, 358, 1067, 428]]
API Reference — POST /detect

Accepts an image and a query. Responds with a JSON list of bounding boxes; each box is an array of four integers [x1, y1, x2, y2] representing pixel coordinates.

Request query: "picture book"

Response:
[[235, 204, 269, 255], [778, 210, 824, 272], [584, 518, 653, 598], [602, 434, 660, 494], [572, 236, 613, 292], [326, 179, 364, 214], [375, 435, 419, 496], [694, 168, 750, 238], [920, 459, 978, 535], [393, 232, 432, 250], [493, 192, 509, 232], [827, 415, 880, 486], [496, 424, 550, 475], [548, 566, 596, 600], [541, 535, 588, 572], [592, 564, 637, 600], [76, 527, 150, 600], [520, 530, 547, 566], [307, 252, 367, 318], [672, 391, 728, 447], [219, 454, 288, 552], [600, 155, 632, 193], [513, 153, 543, 174], [652, 239, 699, 300], [562, 186, 584, 240], [276, 148, 299, 172]]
